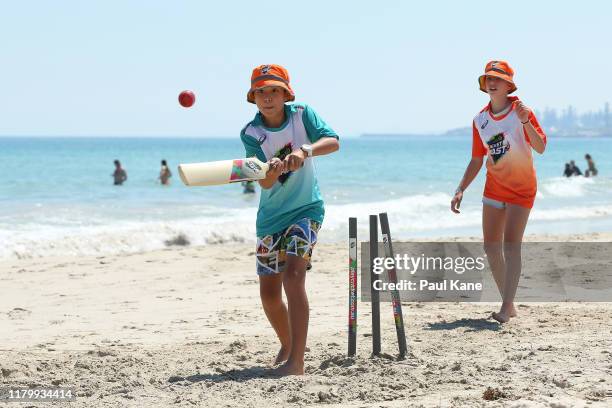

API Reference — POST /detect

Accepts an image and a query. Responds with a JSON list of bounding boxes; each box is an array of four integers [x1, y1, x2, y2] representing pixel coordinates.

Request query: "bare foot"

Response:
[[509, 304, 518, 318], [270, 361, 304, 376], [492, 311, 510, 323], [273, 346, 290, 366]]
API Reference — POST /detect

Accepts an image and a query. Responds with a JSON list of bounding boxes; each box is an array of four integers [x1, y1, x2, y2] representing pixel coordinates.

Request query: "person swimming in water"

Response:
[[569, 160, 582, 176], [563, 162, 573, 177]]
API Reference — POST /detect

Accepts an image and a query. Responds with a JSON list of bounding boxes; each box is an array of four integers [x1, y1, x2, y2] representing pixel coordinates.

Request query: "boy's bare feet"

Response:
[[273, 346, 290, 366], [272, 345, 310, 366], [271, 361, 304, 376]]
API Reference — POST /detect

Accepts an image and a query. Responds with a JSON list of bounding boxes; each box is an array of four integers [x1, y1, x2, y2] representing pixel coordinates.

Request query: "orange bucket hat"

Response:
[[478, 60, 517, 94], [247, 64, 296, 104]]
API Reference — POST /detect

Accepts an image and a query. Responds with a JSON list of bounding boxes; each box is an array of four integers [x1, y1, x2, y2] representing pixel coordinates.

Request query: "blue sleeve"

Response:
[[302, 104, 339, 143], [240, 127, 267, 162]]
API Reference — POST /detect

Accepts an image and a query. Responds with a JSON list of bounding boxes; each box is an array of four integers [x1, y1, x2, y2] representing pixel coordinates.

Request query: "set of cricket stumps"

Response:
[[348, 213, 408, 358]]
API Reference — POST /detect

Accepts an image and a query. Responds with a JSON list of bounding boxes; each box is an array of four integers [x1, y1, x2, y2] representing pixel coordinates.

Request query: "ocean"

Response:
[[1, 136, 611, 259]]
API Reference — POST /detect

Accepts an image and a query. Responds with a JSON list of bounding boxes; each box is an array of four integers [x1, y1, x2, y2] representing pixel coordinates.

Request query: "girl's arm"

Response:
[[451, 157, 484, 213], [523, 122, 545, 154], [515, 101, 545, 154]]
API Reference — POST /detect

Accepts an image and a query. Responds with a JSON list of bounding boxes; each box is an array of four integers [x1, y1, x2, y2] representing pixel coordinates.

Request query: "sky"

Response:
[[1, 0, 611, 137]]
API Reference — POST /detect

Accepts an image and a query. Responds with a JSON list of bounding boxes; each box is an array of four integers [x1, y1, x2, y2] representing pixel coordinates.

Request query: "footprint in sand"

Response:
[[7, 307, 31, 319], [171, 319, 189, 324]]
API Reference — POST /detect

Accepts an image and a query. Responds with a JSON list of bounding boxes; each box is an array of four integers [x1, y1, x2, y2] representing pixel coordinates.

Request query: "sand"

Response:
[[1, 233, 611, 407]]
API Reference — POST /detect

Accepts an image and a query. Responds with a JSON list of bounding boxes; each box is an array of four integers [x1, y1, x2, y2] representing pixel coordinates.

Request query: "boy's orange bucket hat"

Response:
[[247, 64, 295, 104], [478, 60, 517, 94]]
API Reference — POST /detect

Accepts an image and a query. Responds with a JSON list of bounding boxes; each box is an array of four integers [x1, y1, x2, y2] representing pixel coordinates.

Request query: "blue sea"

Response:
[[1, 136, 611, 259]]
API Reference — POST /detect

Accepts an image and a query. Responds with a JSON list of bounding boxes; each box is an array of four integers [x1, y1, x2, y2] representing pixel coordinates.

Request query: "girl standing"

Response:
[[451, 61, 546, 323]]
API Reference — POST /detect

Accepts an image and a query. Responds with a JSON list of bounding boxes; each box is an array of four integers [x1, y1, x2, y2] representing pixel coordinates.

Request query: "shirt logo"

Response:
[[275, 142, 294, 184], [481, 119, 489, 130], [487, 133, 510, 164]]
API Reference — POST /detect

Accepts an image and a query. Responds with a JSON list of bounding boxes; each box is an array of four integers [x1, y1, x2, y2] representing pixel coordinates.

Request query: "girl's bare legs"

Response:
[[482, 203, 519, 321], [482, 204, 507, 300], [259, 274, 291, 365], [494, 204, 531, 323]]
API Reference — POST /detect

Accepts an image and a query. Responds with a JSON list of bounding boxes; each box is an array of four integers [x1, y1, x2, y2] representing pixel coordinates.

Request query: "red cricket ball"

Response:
[[178, 90, 195, 108]]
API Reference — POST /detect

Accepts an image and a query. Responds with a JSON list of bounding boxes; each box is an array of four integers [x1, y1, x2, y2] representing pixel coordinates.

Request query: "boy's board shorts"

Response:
[[256, 218, 321, 276]]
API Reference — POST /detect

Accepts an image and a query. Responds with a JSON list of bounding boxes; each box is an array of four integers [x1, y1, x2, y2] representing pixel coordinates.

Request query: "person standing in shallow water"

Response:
[[242, 180, 256, 194], [450, 61, 546, 323], [585, 154, 598, 177], [112, 160, 127, 186], [159, 160, 172, 185]]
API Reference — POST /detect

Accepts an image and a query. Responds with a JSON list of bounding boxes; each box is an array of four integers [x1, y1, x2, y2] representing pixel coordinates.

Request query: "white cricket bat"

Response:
[[178, 157, 269, 186]]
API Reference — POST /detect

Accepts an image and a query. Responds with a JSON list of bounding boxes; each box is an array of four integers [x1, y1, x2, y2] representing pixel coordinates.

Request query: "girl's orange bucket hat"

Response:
[[247, 64, 295, 104], [478, 60, 517, 94]]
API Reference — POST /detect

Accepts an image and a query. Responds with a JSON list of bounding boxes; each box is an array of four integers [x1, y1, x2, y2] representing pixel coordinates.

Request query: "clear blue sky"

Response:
[[1, 1, 611, 137]]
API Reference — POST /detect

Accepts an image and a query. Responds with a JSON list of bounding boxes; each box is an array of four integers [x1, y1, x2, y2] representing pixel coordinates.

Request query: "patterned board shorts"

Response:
[[256, 218, 321, 276]]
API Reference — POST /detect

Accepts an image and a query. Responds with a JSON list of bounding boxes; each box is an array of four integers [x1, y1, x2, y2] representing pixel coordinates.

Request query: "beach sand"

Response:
[[1, 233, 611, 407]]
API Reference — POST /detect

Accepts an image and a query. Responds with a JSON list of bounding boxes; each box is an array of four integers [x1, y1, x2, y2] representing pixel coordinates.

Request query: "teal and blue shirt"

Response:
[[240, 103, 338, 237]]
